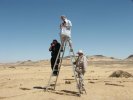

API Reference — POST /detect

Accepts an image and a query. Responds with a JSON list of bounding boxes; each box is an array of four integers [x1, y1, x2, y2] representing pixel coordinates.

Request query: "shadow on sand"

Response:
[[49, 89, 80, 97], [33, 86, 80, 97]]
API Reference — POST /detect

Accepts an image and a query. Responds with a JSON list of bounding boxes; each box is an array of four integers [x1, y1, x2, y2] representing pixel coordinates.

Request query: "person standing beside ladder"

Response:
[[60, 15, 73, 51], [49, 39, 61, 76], [74, 50, 88, 90]]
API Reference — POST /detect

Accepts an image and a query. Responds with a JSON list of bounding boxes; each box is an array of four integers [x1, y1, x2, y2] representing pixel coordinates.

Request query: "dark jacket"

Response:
[[49, 42, 60, 58]]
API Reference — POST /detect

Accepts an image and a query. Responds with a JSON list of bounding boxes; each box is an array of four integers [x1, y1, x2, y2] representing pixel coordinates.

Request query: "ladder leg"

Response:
[[46, 43, 62, 91], [46, 41, 67, 91], [67, 39, 81, 95], [67, 38, 86, 95], [69, 53, 81, 94], [53, 41, 67, 90]]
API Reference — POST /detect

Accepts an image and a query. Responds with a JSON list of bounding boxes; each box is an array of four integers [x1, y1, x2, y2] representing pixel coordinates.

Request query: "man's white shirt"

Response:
[[60, 18, 72, 38]]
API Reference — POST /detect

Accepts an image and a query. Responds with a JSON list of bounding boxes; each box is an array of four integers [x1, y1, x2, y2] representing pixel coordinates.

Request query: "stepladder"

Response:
[[45, 37, 87, 96]]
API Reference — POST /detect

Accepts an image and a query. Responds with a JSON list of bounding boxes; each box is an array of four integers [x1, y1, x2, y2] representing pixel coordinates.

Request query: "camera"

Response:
[[51, 42, 55, 47]]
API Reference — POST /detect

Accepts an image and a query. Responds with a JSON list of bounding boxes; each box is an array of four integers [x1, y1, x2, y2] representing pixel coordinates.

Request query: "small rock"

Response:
[[65, 81, 71, 84]]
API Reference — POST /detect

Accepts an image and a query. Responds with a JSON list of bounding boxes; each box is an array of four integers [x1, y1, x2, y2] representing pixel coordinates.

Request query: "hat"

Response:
[[77, 50, 83, 54]]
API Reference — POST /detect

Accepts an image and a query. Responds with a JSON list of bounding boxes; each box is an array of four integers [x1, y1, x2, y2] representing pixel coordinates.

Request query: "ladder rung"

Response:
[[53, 69, 58, 71]]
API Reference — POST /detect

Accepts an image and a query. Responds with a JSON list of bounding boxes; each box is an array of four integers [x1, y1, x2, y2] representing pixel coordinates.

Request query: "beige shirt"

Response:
[[76, 55, 88, 73]]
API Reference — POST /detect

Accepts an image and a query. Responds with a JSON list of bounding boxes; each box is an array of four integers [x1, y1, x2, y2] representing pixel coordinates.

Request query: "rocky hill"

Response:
[[125, 55, 133, 61], [87, 55, 121, 61]]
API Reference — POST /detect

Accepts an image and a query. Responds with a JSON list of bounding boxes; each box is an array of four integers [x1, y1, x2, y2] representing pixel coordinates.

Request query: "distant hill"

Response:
[[125, 55, 133, 61], [16, 60, 37, 66], [63, 55, 121, 61], [63, 55, 77, 59], [1, 54, 133, 66], [87, 55, 121, 61]]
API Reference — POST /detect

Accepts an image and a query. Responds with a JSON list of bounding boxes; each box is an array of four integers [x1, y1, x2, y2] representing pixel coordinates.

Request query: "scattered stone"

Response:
[[20, 87, 31, 90], [8, 66, 16, 69], [65, 81, 71, 84], [20, 84, 23, 86], [50, 84, 55, 86], [88, 81, 95, 84]]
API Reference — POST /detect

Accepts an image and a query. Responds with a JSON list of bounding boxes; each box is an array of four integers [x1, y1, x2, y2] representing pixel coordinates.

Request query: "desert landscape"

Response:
[[0, 55, 133, 100]]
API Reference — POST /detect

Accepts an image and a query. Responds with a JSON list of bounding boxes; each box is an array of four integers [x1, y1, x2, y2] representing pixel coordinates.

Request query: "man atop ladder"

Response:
[[60, 15, 73, 52]]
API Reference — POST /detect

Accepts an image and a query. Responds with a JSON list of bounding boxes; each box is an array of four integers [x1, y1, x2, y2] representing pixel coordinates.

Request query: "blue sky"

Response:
[[0, 0, 133, 62]]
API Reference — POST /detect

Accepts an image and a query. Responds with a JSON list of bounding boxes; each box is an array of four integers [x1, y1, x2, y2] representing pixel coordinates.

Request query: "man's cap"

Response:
[[77, 50, 83, 54]]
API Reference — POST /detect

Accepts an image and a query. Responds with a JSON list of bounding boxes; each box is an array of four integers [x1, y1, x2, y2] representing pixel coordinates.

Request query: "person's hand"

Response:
[[51, 43, 55, 47]]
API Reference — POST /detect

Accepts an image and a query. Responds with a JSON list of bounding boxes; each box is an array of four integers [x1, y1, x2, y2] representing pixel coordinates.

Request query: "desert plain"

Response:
[[0, 55, 133, 100]]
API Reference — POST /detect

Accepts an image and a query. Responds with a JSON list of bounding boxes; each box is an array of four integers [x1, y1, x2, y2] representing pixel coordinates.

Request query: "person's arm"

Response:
[[60, 21, 66, 28], [49, 43, 54, 51], [73, 56, 79, 65], [65, 19, 72, 30], [60, 23, 62, 29], [67, 20, 72, 27], [49, 46, 52, 51], [83, 56, 88, 72]]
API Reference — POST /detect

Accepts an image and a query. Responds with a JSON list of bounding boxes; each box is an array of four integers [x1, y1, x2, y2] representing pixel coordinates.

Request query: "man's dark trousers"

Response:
[[51, 57, 60, 75]]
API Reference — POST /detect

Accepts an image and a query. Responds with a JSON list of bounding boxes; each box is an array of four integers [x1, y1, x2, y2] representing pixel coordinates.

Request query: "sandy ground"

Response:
[[0, 61, 133, 100]]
